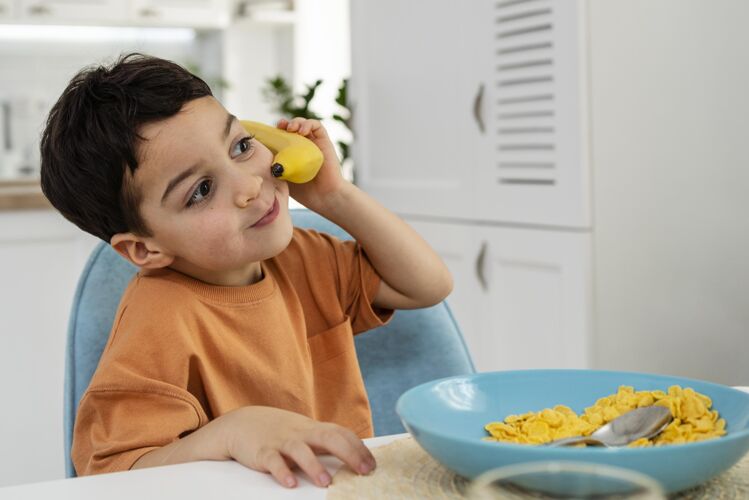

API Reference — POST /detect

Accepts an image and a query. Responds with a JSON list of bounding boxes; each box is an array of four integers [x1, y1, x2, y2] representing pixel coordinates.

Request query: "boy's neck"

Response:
[[146, 260, 265, 287]]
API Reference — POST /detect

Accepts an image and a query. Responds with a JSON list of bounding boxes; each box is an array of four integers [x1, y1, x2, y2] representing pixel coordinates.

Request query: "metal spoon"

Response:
[[547, 405, 673, 447]]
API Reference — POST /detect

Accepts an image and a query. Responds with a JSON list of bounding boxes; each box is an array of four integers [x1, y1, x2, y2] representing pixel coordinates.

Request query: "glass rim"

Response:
[[468, 460, 666, 497]]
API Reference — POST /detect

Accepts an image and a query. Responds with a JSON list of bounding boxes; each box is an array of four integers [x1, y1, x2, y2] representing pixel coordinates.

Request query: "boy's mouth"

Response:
[[250, 195, 280, 228]]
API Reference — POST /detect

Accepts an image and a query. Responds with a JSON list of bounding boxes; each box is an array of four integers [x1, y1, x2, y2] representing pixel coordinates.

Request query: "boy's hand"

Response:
[[221, 406, 376, 488], [273, 118, 452, 311], [276, 117, 349, 212]]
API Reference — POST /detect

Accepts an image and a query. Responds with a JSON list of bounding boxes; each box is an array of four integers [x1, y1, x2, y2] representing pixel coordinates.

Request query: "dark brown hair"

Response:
[[40, 53, 212, 242]]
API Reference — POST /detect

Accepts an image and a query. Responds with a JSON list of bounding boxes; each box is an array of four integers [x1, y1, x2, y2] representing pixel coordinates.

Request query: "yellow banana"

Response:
[[241, 120, 323, 183]]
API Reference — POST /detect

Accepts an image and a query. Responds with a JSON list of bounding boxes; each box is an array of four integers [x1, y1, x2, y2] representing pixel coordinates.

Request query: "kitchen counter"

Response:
[[0, 178, 50, 211]]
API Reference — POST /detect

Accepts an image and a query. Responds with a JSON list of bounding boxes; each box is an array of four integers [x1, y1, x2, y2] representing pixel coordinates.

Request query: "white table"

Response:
[[4, 388, 748, 499], [0, 434, 408, 499]]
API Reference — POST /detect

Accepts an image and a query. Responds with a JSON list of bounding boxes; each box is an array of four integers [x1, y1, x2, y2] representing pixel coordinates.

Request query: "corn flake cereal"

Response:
[[484, 385, 726, 447]]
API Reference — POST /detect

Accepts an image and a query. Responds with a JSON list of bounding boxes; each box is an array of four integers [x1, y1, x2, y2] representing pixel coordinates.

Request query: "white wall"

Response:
[[589, 0, 749, 384], [221, 19, 294, 125], [293, 0, 351, 158]]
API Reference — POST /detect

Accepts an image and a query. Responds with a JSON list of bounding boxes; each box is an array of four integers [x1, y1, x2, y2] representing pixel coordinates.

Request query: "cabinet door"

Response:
[[475, 225, 591, 372], [350, 0, 479, 220], [470, 0, 591, 228], [130, 0, 229, 28], [0, 210, 98, 486], [406, 219, 480, 367], [19, 0, 128, 24], [0, 0, 15, 20]]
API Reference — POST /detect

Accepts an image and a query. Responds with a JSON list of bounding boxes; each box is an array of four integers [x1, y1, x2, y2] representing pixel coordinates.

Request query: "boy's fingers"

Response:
[[299, 119, 321, 137], [310, 122, 329, 141], [281, 441, 332, 488], [307, 427, 376, 476], [299, 122, 313, 136], [327, 425, 375, 465], [337, 426, 376, 468], [287, 117, 306, 132], [276, 118, 289, 129], [257, 448, 297, 488]]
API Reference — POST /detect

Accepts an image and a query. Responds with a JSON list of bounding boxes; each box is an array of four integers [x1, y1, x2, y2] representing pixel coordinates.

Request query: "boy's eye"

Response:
[[187, 179, 212, 207], [231, 135, 255, 158]]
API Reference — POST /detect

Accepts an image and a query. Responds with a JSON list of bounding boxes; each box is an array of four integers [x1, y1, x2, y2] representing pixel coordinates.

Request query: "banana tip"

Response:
[[271, 163, 284, 178]]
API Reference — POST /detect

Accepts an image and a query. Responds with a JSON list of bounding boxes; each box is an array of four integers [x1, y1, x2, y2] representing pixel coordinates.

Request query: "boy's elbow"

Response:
[[440, 268, 454, 301], [384, 267, 453, 309], [423, 266, 453, 307]]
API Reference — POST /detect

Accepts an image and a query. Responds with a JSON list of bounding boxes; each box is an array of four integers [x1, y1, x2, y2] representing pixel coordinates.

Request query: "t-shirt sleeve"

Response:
[[72, 384, 207, 475], [306, 230, 394, 334], [71, 280, 209, 476], [341, 240, 395, 333]]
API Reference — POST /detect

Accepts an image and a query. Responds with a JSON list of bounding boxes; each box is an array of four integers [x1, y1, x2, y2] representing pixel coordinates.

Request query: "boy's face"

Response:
[[123, 96, 293, 285]]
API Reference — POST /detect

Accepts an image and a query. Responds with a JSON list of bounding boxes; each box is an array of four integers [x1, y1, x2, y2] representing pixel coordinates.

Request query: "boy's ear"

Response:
[[110, 232, 174, 269]]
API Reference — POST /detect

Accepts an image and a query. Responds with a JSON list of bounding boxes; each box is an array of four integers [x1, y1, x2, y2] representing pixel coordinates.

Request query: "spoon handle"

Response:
[[546, 436, 607, 447]]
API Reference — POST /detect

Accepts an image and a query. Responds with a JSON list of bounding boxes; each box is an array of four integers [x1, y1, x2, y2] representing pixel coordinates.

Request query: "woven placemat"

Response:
[[327, 437, 468, 499], [327, 437, 749, 499]]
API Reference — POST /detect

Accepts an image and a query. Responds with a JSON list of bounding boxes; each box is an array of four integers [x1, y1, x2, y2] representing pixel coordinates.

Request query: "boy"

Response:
[[40, 53, 452, 489]]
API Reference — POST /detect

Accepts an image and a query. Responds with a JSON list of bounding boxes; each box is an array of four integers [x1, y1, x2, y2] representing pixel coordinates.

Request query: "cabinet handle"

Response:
[[472, 83, 485, 134], [475, 241, 488, 291], [139, 7, 160, 17], [28, 4, 51, 15]]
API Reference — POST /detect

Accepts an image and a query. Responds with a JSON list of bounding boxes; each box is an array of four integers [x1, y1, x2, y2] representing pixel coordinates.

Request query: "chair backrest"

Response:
[[63, 209, 475, 477]]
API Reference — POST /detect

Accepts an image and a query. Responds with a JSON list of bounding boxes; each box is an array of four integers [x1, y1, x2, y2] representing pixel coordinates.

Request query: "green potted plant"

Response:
[[262, 75, 355, 182]]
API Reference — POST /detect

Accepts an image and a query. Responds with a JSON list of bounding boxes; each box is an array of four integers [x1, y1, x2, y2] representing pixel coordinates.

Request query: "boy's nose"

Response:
[[235, 174, 263, 208]]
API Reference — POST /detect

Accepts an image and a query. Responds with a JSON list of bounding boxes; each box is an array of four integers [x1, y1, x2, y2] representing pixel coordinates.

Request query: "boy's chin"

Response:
[[260, 213, 295, 255]]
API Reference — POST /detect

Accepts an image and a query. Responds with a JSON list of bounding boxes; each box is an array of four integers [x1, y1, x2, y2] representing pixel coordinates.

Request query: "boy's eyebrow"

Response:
[[160, 113, 238, 205], [161, 165, 197, 205], [223, 113, 237, 139]]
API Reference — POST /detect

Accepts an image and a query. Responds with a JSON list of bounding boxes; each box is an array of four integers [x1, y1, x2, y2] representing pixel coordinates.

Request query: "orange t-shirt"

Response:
[[72, 228, 393, 476]]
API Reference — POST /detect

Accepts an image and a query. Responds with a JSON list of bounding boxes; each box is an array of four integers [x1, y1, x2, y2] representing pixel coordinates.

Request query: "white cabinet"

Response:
[[129, 0, 229, 29], [352, 0, 594, 373], [351, 0, 590, 229], [353, 0, 749, 384], [10, 0, 230, 27], [349, 0, 478, 221], [475, 225, 591, 371], [19, 0, 128, 24], [0, 0, 15, 20], [409, 219, 591, 373], [470, 0, 590, 228], [0, 209, 98, 487]]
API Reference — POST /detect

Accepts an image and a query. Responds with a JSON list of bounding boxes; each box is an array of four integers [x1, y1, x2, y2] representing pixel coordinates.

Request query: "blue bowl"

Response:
[[395, 369, 749, 493]]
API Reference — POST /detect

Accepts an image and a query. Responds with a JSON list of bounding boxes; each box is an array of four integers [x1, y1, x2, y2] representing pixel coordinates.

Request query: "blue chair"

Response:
[[63, 209, 475, 477]]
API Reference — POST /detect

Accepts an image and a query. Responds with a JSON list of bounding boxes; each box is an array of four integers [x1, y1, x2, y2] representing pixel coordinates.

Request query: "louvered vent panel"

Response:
[[494, 0, 557, 186]]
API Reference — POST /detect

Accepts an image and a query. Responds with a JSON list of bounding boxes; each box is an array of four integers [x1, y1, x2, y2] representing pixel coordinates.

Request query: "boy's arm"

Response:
[[282, 118, 453, 310], [319, 183, 452, 310], [132, 406, 375, 489]]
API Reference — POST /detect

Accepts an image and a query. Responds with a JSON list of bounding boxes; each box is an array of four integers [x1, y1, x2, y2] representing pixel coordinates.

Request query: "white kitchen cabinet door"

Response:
[[474, 225, 592, 372], [407, 219, 480, 364], [406, 218, 592, 373], [0, 0, 15, 20], [19, 0, 128, 24], [350, 0, 479, 220], [0, 210, 98, 487], [471, 0, 591, 229], [130, 0, 229, 28], [351, 0, 591, 228]]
